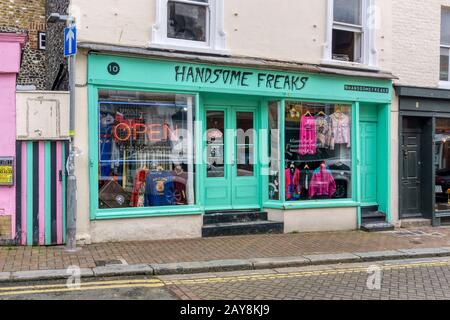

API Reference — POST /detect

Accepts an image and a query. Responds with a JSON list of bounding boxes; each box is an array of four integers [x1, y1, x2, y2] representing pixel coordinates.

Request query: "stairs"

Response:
[[361, 206, 395, 232], [202, 210, 284, 237]]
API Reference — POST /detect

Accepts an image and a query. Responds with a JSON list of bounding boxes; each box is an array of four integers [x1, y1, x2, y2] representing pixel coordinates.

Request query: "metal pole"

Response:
[[66, 21, 77, 252]]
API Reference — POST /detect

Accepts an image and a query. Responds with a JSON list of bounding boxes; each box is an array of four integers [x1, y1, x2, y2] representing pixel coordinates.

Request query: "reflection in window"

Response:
[[236, 112, 254, 177], [441, 8, 450, 82], [97, 90, 195, 209], [435, 118, 450, 212], [168, 0, 208, 42], [284, 102, 352, 201], [268, 102, 280, 200]]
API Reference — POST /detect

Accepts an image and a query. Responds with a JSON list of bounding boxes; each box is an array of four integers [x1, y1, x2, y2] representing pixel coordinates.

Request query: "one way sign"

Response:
[[64, 25, 77, 57]]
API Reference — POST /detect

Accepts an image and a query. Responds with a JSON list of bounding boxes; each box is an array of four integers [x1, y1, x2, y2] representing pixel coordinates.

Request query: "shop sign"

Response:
[[174, 65, 309, 92], [0, 157, 14, 186], [344, 85, 389, 94]]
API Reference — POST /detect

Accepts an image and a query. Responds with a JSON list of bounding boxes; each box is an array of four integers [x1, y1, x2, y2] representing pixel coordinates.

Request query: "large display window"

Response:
[[284, 101, 352, 201], [97, 90, 195, 209], [435, 118, 450, 212]]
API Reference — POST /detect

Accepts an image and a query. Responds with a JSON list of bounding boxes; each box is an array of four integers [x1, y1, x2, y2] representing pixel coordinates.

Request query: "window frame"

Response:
[[151, 0, 227, 54], [440, 7, 450, 87], [38, 31, 46, 50], [323, 0, 378, 69]]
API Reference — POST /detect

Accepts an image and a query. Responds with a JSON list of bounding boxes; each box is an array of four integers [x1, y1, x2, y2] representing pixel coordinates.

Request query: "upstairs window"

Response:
[[440, 8, 450, 82], [324, 0, 376, 67], [153, 0, 226, 52], [332, 0, 363, 63]]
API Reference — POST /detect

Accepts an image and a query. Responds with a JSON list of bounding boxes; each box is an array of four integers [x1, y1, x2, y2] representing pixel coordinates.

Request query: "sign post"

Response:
[[64, 23, 77, 252]]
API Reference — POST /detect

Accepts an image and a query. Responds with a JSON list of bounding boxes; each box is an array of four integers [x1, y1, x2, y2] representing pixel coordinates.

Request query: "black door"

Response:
[[401, 131, 422, 217]]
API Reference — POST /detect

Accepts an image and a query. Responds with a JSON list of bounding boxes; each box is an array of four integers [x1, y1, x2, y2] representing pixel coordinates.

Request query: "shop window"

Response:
[[268, 101, 280, 200], [284, 102, 352, 202], [152, 0, 226, 52], [435, 118, 450, 212], [97, 90, 195, 209], [324, 0, 377, 67], [440, 8, 450, 83]]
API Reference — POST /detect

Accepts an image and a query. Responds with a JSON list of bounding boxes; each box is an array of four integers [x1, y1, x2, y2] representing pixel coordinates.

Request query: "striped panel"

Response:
[[15, 141, 67, 246]]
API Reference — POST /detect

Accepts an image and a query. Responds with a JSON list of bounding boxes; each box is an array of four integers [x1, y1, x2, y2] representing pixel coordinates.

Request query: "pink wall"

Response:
[[0, 34, 27, 239]]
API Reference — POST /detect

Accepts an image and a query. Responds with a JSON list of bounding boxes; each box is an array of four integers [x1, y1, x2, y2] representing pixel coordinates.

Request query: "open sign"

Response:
[[112, 122, 182, 142]]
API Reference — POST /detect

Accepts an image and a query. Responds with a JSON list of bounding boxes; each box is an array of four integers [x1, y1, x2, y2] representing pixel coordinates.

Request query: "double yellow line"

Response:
[[0, 279, 165, 297], [1, 259, 449, 297]]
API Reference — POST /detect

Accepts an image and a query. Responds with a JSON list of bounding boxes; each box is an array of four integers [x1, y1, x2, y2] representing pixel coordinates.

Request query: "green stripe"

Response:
[[26, 142, 33, 246], [62, 143, 67, 243], [44, 142, 51, 245]]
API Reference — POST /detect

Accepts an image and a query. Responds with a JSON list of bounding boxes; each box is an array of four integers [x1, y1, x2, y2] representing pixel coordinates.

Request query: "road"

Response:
[[1, 257, 450, 300]]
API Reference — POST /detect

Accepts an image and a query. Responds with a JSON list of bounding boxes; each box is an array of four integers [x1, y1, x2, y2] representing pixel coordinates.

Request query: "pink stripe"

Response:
[[56, 142, 63, 244], [38, 142, 45, 245], [21, 143, 27, 245]]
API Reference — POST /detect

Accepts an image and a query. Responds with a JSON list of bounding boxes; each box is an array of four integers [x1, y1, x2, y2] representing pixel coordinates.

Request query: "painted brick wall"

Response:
[[392, 0, 450, 87], [0, 0, 46, 89]]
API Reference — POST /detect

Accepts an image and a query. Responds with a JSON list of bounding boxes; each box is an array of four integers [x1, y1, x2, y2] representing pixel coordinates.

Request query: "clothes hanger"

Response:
[[318, 111, 326, 116], [305, 110, 312, 117], [304, 163, 310, 170]]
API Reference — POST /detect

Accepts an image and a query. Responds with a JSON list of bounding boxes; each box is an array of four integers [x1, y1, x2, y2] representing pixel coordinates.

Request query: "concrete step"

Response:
[[203, 211, 268, 225], [361, 222, 395, 232], [202, 221, 284, 237], [400, 218, 432, 228], [361, 211, 386, 219]]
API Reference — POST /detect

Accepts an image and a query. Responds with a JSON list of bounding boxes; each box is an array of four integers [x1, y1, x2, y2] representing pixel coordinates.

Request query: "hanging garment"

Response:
[[299, 168, 311, 198], [315, 114, 334, 149], [299, 115, 317, 155], [285, 168, 301, 200], [99, 113, 115, 179], [130, 169, 148, 207], [330, 112, 351, 149], [308, 166, 337, 199], [144, 171, 175, 206], [172, 169, 188, 205]]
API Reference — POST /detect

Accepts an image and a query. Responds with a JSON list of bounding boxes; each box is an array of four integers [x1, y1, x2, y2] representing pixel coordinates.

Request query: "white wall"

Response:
[[70, 0, 393, 70]]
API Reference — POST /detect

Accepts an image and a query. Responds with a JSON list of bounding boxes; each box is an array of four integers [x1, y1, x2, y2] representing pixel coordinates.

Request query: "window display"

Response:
[[435, 118, 450, 212], [284, 101, 352, 201], [97, 90, 195, 209]]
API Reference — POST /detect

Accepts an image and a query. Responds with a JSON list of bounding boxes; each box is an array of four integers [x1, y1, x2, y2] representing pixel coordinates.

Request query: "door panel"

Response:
[[360, 122, 378, 205], [401, 132, 422, 216], [204, 107, 260, 210]]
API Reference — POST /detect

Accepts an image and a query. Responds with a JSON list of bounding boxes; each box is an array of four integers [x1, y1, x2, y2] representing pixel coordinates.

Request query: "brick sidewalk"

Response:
[[1, 227, 450, 272]]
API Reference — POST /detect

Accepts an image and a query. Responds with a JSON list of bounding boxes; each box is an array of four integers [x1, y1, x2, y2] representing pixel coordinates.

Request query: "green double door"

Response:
[[360, 121, 378, 206], [203, 106, 260, 211]]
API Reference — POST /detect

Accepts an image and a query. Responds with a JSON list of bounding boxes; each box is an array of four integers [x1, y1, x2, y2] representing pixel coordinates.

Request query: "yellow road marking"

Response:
[[0, 283, 165, 297], [1, 259, 450, 296], [0, 279, 162, 292]]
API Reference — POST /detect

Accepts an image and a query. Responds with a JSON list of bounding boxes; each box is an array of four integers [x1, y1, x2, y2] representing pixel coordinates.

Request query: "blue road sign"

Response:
[[64, 25, 77, 57]]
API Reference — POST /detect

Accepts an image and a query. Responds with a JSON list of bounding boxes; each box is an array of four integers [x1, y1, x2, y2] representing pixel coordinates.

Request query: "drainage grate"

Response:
[[94, 259, 126, 267]]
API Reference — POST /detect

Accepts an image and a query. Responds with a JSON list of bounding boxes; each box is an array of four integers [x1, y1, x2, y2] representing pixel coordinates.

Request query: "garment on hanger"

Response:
[[299, 114, 317, 155], [330, 112, 351, 149], [315, 114, 334, 149], [299, 166, 311, 198], [308, 165, 336, 199], [130, 169, 148, 207], [144, 170, 175, 206], [285, 167, 301, 200], [172, 166, 188, 205], [99, 112, 116, 179]]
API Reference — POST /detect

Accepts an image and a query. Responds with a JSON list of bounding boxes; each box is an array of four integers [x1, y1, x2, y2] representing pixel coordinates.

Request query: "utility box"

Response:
[[16, 91, 70, 140]]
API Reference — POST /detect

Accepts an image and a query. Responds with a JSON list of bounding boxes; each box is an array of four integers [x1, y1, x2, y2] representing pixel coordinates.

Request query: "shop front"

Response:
[[397, 86, 450, 226], [86, 52, 392, 239]]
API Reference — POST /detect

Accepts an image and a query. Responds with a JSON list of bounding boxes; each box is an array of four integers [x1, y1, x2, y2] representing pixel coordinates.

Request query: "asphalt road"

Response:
[[2, 257, 450, 300]]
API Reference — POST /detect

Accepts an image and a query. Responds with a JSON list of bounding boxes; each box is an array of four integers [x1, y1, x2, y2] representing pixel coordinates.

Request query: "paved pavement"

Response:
[[1, 227, 450, 273], [2, 257, 450, 300]]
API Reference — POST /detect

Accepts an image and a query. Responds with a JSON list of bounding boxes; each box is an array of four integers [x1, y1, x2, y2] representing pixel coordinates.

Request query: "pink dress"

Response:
[[299, 115, 317, 155]]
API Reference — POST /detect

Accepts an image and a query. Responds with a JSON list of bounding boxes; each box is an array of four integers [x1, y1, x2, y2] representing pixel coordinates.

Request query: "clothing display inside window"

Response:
[[284, 101, 352, 201], [97, 90, 195, 209]]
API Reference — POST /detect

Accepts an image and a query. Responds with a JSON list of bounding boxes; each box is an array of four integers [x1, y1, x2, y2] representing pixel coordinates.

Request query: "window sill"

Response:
[[147, 42, 231, 57], [438, 81, 450, 89], [91, 205, 203, 220], [321, 59, 379, 72], [264, 200, 360, 210]]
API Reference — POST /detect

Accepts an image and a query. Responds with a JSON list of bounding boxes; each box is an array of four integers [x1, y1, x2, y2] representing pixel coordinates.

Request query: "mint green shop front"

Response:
[[86, 52, 393, 240]]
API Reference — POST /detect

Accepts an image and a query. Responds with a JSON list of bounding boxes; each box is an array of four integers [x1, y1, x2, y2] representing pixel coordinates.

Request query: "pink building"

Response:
[[0, 33, 27, 243]]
